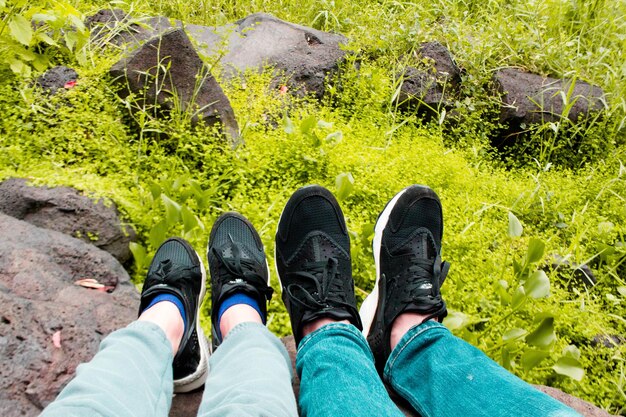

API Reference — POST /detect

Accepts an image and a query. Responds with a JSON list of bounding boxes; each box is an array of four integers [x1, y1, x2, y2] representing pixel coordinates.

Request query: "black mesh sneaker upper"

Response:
[[276, 185, 362, 345], [208, 213, 273, 349], [138, 238, 204, 381], [367, 185, 450, 375]]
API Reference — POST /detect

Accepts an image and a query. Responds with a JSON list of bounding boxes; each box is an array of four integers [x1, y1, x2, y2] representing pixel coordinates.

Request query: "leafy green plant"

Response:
[[0, 0, 88, 76], [446, 212, 585, 381]]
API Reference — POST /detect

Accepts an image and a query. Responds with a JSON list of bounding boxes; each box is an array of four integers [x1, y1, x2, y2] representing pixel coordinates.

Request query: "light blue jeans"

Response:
[[41, 321, 582, 417]]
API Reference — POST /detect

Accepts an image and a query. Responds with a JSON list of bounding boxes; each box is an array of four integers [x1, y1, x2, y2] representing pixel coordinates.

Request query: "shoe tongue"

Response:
[[390, 230, 436, 259], [302, 308, 354, 327], [221, 242, 254, 261], [309, 234, 323, 261]]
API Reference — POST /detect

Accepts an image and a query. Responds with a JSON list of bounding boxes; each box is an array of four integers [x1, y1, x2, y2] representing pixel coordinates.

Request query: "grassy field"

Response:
[[1, 0, 625, 413]]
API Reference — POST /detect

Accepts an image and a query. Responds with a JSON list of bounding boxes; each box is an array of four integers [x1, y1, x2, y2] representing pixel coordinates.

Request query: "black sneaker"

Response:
[[138, 237, 209, 393], [207, 212, 273, 350], [360, 185, 450, 375], [275, 185, 362, 345]]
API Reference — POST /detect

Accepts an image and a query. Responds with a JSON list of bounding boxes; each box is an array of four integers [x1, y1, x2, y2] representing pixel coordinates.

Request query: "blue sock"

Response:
[[216, 293, 263, 341], [143, 294, 187, 333]]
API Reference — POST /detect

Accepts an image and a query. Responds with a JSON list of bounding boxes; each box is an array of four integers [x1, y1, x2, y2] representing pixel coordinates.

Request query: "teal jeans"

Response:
[[298, 322, 582, 417], [41, 321, 582, 417]]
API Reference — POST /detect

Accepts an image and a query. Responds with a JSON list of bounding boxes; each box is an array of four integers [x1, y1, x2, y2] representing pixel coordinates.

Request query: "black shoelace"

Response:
[[211, 237, 273, 301], [285, 257, 353, 312], [149, 259, 197, 286], [401, 254, 450, 307]]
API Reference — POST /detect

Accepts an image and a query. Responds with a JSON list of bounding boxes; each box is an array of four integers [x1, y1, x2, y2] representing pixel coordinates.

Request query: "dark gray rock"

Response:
[[591, 334, 625, 348], [494, 68, 606, 135], [85, 8, 130, 44], [209, 13, 348, 99], [550, 254, 597, 287], [36, 66, 78, 94], [398, 42, 462, 116], [0, 178, 135, 264], [91, 10, 347, 99], [0, 213, 138, 417], [534, 385, 618, 417], [109, 28, 241, 147]]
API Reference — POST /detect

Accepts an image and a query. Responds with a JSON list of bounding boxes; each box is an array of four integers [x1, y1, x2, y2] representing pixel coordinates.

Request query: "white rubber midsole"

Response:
[[174, 250, 209, 393], [359, 187, 410, 337]]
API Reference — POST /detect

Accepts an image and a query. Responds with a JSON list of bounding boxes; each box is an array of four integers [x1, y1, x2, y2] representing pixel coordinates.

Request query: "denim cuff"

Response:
[[127, 320, 174, 358], [223, 321, 268, 340], [219, 321, 294, 378], [384, 320, 449, 381], [298, 322, 373, 360]]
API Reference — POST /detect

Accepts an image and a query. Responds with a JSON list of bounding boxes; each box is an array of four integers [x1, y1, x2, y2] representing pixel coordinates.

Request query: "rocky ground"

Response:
[[39, 10, 606, 150]]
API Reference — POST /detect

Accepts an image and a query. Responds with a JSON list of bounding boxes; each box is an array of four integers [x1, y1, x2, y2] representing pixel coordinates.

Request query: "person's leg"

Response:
[[360, 185, 581, 417], [41, 237, 209, 417], [296, 320, 404, 417], [275, 185, 403, 417], [197, 213, 297, 417], [40, 321, 174, 417], [386, 318, 581, 417], [197, 322, 297, 417]]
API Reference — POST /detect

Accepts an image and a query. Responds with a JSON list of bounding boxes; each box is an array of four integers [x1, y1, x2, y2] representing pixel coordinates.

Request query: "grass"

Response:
[[1, 0, 626, 413]]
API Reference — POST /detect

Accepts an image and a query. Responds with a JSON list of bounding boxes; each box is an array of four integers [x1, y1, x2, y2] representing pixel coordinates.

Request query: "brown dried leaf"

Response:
[[74, 278, 105, 289], [52, 331, 61, 348]]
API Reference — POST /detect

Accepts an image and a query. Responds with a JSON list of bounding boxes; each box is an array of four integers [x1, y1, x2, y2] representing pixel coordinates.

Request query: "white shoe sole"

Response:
[[173, 250, 210, 393], [359, 186, 411, 337]]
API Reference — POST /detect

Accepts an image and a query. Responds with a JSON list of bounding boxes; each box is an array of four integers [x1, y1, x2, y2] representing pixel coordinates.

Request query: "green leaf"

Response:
[[521, 349, 550, 371], [129, 242, 147, 270], [511, 286, 526, 309], [552, 356, 585, 381], [16, 47, 36, 61], [317, 119, 333, 129], [335, 172, 354, 201], [181, 205, 199, 233], [149, 183, 162, 200], [526, 238, 545, 263], [597, 221, 614, 235], [149, 220, 168, 249], [283, 114, 295, 134], [161, 194, 181, 225], [526, 317, 556, 348], [562, 345, 581, 360], [361, 223, 375, 239], [617, 286, 626, 297], [300, 115, 317, 134], [32, 54, 49, 72], [360, 223, 375, 246], [501, 346, 514, 370], [513, 258, 524, 278], [64, 31, 78, 52], [9, 58, 29, 76], [324, 131, 343, 146], [502, 328, 528, 341], [32, 13, 57, 23], [443, 311, 468, 330], [9, 14, 33, 46], [308, 131, 321, 147], [508, 212, 523, 238], [524, 270, 550, 299], [495, 279, 511, 306], [172, 176, 186, 192]]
